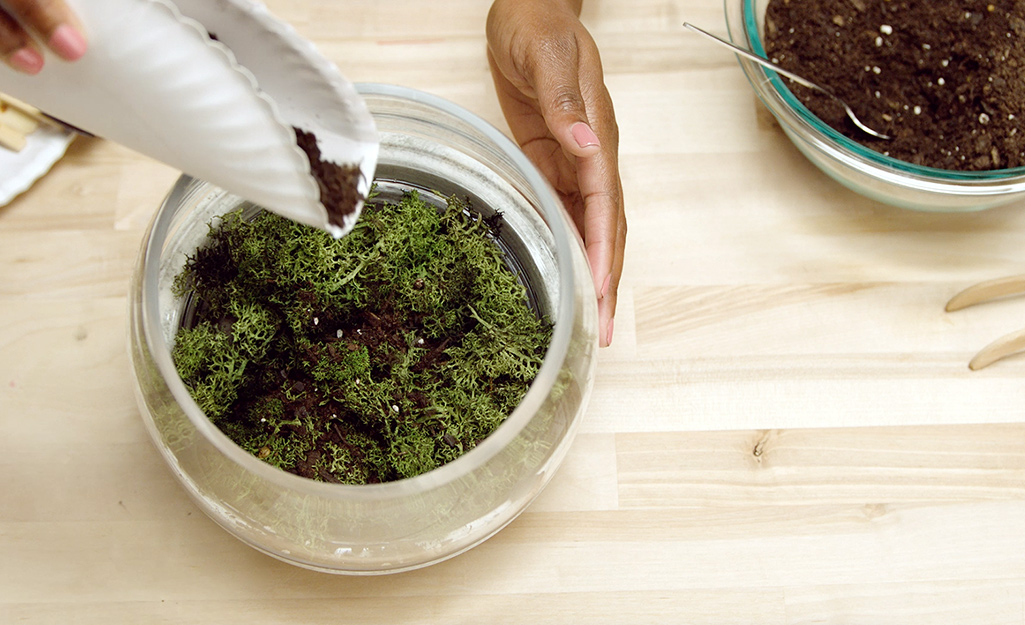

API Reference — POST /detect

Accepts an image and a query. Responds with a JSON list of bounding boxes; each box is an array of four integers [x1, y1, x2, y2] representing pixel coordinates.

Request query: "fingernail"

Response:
[[599, 273, 612, 300], [571, 122, 600, 149], [9, 47, 44, 74], [49, 24, 88, 61], [605, 317, 615, 347]]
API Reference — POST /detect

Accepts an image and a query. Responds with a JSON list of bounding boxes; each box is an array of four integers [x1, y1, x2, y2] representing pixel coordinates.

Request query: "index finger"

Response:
[[2, 0, 86, 60]]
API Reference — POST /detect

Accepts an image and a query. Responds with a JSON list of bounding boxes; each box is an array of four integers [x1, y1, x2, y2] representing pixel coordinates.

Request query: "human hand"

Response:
[[1, 0, 87, 74], [487, 0, 625, 348]]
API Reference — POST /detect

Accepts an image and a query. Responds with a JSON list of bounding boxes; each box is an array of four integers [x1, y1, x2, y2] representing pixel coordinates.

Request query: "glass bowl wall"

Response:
[[128, 83, 599, 574], [726, 0, 1025, 211]]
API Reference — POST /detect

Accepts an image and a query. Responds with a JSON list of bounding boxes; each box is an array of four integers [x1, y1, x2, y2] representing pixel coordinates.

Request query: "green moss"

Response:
[[172, 189, 552, 484]]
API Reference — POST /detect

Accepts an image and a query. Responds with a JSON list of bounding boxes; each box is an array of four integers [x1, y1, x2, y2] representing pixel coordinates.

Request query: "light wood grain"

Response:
[[3, 0, 1025, 623]]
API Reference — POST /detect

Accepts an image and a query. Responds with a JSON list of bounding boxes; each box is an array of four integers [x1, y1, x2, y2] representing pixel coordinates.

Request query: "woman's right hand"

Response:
[[1, 0, 87, 74]]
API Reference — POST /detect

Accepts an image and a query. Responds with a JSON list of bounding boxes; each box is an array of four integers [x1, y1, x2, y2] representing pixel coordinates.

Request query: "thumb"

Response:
[[528, 49, 601, 157]]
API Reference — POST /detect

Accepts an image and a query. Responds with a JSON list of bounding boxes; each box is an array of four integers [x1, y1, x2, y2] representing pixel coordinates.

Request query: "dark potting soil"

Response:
[[294, 127, 363, 227], [763, 0, 1025, 170]]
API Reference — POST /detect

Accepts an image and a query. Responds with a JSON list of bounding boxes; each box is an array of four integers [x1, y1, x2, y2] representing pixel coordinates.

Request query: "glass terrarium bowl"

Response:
[[128, 83, 599, 574], [726, 0, 1025, 212]]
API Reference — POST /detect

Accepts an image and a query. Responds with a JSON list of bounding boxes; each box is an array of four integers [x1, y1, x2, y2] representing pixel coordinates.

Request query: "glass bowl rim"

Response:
[[733, 0, 1025, 185], [139, 82, 584, 501]]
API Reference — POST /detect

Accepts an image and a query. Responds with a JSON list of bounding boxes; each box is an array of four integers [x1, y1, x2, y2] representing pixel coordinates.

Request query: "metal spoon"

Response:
[[683, 22, 891, 141]]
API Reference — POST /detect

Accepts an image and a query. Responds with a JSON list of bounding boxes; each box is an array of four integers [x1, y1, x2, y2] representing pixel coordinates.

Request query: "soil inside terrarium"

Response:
[[170, 187, 552, 485], [763, 0, 1025, 170]]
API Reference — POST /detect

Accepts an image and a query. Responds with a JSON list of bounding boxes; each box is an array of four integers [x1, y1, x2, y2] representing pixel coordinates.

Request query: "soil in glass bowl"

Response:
[[170, 186, 552, 485], [763, 0, 1025, 171]]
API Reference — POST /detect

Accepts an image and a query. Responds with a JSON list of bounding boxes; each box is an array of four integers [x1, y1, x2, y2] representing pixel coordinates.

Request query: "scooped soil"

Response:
[[294, 127, 363, 227], [763, 0, 1025, 170]]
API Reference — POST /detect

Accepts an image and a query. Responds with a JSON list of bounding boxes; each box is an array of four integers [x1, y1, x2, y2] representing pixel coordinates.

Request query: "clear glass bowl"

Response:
[[726, 0, 1025, 211], [128, 83, 599, 574]]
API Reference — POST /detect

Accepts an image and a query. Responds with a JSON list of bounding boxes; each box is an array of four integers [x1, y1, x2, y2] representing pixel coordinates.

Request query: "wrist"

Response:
[[558, 0, 583, 16], [491, 0, 582, 18]]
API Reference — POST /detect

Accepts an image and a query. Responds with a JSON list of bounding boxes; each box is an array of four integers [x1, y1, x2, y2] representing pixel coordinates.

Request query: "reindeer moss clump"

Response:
[[171, 190, 551, 484]]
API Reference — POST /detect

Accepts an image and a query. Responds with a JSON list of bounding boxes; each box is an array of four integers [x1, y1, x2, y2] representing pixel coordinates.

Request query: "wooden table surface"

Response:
[[4, 1, 1025, 623]]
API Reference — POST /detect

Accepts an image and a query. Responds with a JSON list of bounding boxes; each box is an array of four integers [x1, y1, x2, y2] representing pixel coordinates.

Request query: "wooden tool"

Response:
[[0, 92, 90, 152], [0, 93, 43, 152], [946, 275, 1025, 369]]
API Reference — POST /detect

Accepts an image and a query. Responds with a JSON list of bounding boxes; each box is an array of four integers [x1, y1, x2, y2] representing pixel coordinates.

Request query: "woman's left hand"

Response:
[[487, 0, 625, 347]]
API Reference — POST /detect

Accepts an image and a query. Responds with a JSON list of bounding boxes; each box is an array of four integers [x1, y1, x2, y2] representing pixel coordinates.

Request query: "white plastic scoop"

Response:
[[0, 0, 377, 237]]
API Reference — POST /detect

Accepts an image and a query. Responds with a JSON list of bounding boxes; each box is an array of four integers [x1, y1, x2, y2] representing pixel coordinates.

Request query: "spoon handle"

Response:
[[683, 22, 890, 140], [682, 23, 823, 94]]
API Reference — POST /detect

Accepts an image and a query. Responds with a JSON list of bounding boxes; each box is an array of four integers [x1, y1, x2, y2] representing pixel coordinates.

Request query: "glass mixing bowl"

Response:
[[726, 0, 1025, 211], [128, 83, 599, 574]]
